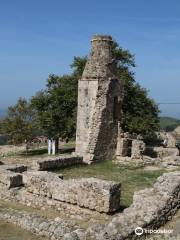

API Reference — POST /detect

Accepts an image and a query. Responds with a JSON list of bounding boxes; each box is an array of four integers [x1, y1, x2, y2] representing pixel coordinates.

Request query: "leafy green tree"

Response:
[[2, 98, 35, 145], [71, 40, 160, 140], [31, 74, 77, 154]]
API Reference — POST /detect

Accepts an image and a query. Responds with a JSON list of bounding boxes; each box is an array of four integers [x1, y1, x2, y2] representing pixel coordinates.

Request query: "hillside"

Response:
[[160, 116, 180, 131]]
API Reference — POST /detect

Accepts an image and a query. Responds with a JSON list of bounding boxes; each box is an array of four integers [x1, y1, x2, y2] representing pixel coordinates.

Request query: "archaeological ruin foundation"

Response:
[[0, 35, 180, 240]]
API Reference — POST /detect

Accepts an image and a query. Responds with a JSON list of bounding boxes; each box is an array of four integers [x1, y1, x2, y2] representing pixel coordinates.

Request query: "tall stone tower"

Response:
[[75, 35, 123, 163]]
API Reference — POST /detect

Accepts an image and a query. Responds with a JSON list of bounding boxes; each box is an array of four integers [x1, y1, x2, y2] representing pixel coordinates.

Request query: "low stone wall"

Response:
[[162, 156, 180, 167], [52, 177, 120, 213], [81, 171, 180, 239], [24, 171, 62, 198], [0, 171, 179, 239], [0, 207, 77, 240], [147, 147, 178, 159], [34, 155, 83, 170], [0, 164, 27, 173], [24, 171, 121, 213]]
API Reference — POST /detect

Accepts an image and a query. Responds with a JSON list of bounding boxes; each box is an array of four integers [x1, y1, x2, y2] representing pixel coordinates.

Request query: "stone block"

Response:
[[52, 177, 121, 213], [23, 171, 62, 198], [131, 140, 145, 159], [0, 170, 23, 188], [23, 171, 120, 213], [35, 155, 83, 170], [116, 138, 130, 157]]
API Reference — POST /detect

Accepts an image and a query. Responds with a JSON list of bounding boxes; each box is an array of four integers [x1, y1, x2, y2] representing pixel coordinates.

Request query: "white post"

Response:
[[52, 138, 59, 155], [52, 139, 56, 155], [48, 139, 52, 155]]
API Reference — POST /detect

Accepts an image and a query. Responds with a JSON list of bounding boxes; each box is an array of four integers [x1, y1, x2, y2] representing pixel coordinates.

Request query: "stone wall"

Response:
[[52, 177, 120, 213], [24, 171, 121, 213], [151, 147, 178, 159], [75, 35, 123, 163], [0, 164, 27, 173], [34, 155, 83, 170], [131, 139, 145, 159], [80, 171, 180, 239], [0, 207, 77, 240], [1, 171, 179, 240], [116, 138, 130, 157]]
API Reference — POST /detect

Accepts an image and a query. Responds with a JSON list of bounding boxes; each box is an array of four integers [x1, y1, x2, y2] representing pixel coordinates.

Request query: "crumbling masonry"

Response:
[[75, 35, 123, 163]]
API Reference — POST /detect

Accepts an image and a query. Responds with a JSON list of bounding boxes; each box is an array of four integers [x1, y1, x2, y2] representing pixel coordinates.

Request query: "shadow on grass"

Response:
[[20, 148, 48, 156], [19, 147, 75, 157], [59, 147, 75, 154]]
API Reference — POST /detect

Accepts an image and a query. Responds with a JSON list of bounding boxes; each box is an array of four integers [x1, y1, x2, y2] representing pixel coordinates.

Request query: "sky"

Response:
[[0, 0, 180, 118]]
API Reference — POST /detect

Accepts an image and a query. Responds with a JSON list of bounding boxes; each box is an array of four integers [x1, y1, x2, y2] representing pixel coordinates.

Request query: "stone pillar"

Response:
[[131, 140, 145, 159], [116, 138, 130, 157], [75, 35, 123, 163]]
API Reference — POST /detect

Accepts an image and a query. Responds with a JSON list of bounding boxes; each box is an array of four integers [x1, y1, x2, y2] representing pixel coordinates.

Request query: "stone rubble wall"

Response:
[[75, 35, 123, 163], [86, 78, 122, 162], [24, 171, 62, 198], [80, 171, 180, 239], [0, 164, 27, 173], [0, 207, 77, 240], [131, 139, 145, 159], [34, 155, 83, 170], [52, 177, 121, 213], [0, 171, 179, 239], [152, 147, 178, 159], [116, 138, 130, 157], [162, 156, 180, 167], [24, 171, 121, 213], [0, 184, 108, 222]]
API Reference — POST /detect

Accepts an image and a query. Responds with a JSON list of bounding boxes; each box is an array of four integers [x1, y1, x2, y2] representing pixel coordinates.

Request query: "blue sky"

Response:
[[0, 0, 180, 117]]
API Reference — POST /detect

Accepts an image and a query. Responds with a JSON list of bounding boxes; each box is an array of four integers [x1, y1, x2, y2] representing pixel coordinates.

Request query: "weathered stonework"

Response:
[[0, 171, 179, 239], [52, 177, 121, 213], [34, 155, 83, 171], [78, 171, 180, 239], [24, 171, 121, 213], [131, 139, 145, 159], [0, 207, 76, 240], [0, 170, 23, 189], [116, 132, 146, 161], [0, 164, 27, 173], [116, 138, 130, 157], [76, 35, 123, 163]]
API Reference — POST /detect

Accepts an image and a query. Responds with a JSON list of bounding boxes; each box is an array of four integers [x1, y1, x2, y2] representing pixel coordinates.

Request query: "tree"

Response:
[[31, 74, 77, 154], [2, 98, 35, 145], [71, 40, 160, 140]]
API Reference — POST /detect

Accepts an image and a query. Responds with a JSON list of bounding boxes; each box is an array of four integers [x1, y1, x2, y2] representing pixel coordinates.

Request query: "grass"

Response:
[[52, 160, 167, 207], [0, 220, 46, 240], [18, 142, 75, 157]]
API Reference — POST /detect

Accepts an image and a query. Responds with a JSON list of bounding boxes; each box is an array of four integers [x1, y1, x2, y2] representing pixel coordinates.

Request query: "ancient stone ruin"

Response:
[[0, 163, 179, 240], [0, 35, 180, 240], [75, 35, 123, 163]]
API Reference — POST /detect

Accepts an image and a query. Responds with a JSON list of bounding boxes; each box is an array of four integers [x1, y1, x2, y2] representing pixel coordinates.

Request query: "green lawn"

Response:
[[53, 160, 167, 207]]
